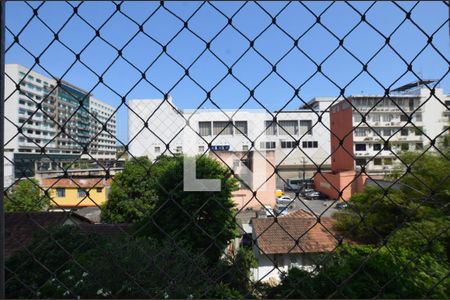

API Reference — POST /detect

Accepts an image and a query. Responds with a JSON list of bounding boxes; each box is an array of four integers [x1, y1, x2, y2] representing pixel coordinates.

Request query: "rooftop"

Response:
[[41, 177, 113, 188], [251, 209, 337, 255]]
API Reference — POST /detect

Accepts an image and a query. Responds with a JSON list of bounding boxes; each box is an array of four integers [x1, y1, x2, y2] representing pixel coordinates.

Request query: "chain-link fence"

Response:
[[1, 1, 449, 298]]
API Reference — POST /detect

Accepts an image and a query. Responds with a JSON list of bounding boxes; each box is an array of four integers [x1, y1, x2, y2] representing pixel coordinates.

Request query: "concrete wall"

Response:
[[314, 170, 368, 201], [209, 150, 277, 209], [47, 186, 108, 208]]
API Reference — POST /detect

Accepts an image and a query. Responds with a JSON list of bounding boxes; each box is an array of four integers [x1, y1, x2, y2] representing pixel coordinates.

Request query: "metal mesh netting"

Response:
[[1, 1, 449, 299]]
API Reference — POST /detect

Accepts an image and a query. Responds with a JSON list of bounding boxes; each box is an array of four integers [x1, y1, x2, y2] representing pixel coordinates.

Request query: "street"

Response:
[[283, 192, 339, 217]]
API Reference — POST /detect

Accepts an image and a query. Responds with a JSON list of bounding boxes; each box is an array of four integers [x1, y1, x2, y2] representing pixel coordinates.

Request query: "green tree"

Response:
[[5, 225, 101, 298], [5, 178, 49, 212], [217, 247, 258, 297], [394, 152, 450, 213], [101, 157, 158, 223], [6, 226, 246, 299], [388, 217, 450, 263], [332, 186, 434, 243], [269, 244, 449, 299], [135, 155, 239, 263]]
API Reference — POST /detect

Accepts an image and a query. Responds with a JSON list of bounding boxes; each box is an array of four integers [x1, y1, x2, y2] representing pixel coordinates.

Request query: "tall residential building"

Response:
[[89, 98, 117, 160], [4, 64, 116, 187], [314, 81, 449, 200], [332, 82, 448, 174], [128, 97, 333, 181]]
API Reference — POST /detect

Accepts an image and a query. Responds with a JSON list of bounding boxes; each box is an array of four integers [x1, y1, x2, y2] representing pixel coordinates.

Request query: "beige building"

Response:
[[209, 150, 276, 210]]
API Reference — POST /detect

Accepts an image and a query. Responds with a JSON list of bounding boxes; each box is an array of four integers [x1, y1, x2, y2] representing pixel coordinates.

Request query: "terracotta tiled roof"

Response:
[[41, 177, 112, 188], [251, 210, 338, 255]]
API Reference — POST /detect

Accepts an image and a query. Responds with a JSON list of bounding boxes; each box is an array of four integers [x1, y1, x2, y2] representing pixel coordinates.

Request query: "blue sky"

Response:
[[5, 1, 449, 144]]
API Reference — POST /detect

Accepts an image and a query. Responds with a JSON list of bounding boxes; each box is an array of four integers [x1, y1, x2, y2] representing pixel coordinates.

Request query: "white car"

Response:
[[277, 196, 293, 206], [274, 203, 290, 216], [277, 195, 292, 201], [263, 205, 275, 217]]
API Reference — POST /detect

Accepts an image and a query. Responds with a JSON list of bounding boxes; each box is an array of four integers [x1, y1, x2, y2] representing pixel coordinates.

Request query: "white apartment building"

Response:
[[89, 98, 117, 160], [4, 64, 117, 187], [339, 82, 448, 174], [128, 97, 332, 181]]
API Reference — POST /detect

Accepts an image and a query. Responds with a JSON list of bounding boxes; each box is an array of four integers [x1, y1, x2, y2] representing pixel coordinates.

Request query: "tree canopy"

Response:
[[5, 178, 49, 212], [269, 244, 449, 299], [101, 156, 158, 223], [135, 155, 240, 263]]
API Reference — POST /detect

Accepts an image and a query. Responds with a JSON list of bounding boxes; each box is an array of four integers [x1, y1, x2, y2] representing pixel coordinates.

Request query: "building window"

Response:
[[234, 121, 248, 135], [260, 141, 276, 149], [373, 144, 382, 151], [199, 121, 212, 136], [155, 146, 161, 153], [96, 188, 102, 193], [401, 143, 409, 151], [198, 145, 205, 153], [213, 121, 233, 135], [384, 158, 393, 165], [299, 120, 313, 135], [401, 128, 409, 136], [78, 188, 87, 198], [354, 128, 367, 137], [382, 114, 392, 122], [56, 188, 65, 197], [353, 114, 362, 122], [355, 144, 366, 151], [265, 121, 277, 135], [382, 128, 391, 136], [400, 114, 409, 122], [302, 141, 318, 148], [281, 141, 297, 149], [242, 145, 249, 151], [176, 146, 183, 153], [373, 158, 382, 166], [279, 120, 298, 135], [416, 143, 423, 150], [414, 113, 422, 122], [383, 142, 391, 151], [414, 128, 422, 136], [371, 114, 380, 122], [355, 158, 367, 166]]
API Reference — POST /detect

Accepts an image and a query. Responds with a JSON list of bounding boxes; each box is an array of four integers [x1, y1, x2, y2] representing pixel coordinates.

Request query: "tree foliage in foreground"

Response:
[[5, 178, 49, 212], [6, 225, 256, 299], [269, 244, 449, 299], [135, 155, 240, 263]]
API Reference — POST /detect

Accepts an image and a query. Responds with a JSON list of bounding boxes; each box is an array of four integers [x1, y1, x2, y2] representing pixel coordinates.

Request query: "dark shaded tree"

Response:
[[135, 155, 240, 263]]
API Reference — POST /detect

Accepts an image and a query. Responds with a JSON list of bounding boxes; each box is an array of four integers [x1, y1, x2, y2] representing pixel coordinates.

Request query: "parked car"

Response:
[[263, 205, 275, 217], [277, 196, 293, 206], [301, 188, 315, 196], [305, 191, 321, 200], [275, 189, 284, 197], [278, 195, 291, 201], [335, 202, 349, 209], [274, 203, 291, 216]]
